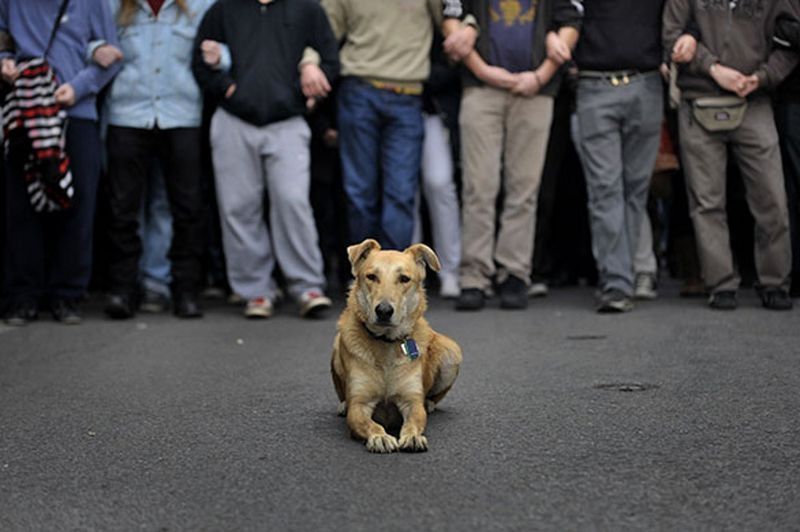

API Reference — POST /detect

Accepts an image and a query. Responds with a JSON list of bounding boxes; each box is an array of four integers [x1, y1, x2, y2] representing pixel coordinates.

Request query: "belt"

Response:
[[366, 79, 423, 96], [578, 69, 652, 87]]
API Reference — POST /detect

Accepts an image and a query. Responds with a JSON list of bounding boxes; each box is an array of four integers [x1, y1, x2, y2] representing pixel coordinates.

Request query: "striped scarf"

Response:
[[2, 57, 73, 212]]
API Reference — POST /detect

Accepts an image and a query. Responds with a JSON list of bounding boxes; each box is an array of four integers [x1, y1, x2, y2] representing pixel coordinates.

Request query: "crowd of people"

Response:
[[1, 0, 799, 327]]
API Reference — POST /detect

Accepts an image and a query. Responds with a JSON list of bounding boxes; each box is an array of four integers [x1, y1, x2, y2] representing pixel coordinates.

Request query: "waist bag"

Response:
[[691, 96, 748, 132]]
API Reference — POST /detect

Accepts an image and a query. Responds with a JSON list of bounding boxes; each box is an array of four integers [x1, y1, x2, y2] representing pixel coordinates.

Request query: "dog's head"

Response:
[[347, 239, 441, 337]]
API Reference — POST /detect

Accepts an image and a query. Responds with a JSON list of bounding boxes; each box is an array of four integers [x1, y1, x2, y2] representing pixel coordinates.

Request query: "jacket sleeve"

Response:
[[551, 0, 583, 31], [754, 0, 800, 88], [192, 2, 235, 100], [663, 0, 716, 75], [67, 0, 121, 101], [306, 0, 340, 85], [775, 14, 800, 49]]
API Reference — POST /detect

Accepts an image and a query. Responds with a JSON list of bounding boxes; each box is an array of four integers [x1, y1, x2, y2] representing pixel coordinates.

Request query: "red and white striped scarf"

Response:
[[2, 57, 73, 212]]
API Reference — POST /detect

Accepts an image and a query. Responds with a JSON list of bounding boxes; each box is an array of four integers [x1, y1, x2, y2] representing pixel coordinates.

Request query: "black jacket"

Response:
[[461, 0, 582, 96], [776, 13, 800, 100], [192, 0, 339, 127]]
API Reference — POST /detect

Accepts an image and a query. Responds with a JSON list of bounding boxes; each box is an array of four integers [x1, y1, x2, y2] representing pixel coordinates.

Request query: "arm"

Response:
[[752, 0, 800, 89], [441, 0, 477, 62], [463, 50, 519, 90], [63, 0, 122, 104], [191, 2, 236, 101]]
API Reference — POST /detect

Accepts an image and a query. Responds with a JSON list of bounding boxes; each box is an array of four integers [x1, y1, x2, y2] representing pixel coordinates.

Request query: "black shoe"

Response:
[[174, 293, 203, 318], [455, 288, 485, 311], [499, 275, 528, 309], [596, 288, 634, 313], [708, 290, 737, 311], [759, 288, 793, 311], [105, 293, 135, 320], [5, 301, 38, 326], [50, 299, 82, 325], [140, 289, 170, 313]]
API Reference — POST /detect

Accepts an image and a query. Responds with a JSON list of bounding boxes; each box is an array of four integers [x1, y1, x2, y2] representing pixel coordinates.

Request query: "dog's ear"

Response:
[[405, 243, 441, 273], [347, 239, 381, 276]]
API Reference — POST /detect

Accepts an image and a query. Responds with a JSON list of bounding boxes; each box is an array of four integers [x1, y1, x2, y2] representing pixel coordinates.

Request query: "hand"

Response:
[[511, 71, 541, 97], [443, 25, 477, 62], [737, 74, 759, 98], [201, 39, 222, 67], [1, 58, 19, 84], [709, 63, 746, 95], [300, 63, 331, 100], [92, 44, 123, 69], [545, 31, 571, 65], [477, 64, 520, 90], [54, 83, 76, 107], [322, 128, 338, 148], [659, 62, 670, 82], [671, 34, 697, 64], [224, 83, 236, 99]]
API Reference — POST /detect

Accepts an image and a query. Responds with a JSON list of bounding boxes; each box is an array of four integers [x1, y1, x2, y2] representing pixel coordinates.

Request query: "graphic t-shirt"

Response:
[[488, 0, 536, 72]]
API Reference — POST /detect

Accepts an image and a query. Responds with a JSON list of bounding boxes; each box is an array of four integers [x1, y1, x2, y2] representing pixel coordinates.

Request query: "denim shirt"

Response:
[[104, 0, 214, 129]]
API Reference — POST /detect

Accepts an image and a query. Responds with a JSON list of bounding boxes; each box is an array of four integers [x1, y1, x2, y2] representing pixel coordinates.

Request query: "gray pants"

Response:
[[679, 97, 791, 292], [209, 109, 325, 301], [576, 71, 663, 295]]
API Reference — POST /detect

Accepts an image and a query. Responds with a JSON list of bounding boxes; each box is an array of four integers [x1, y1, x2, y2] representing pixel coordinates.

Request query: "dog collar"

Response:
[[362, 323, 419, 360]]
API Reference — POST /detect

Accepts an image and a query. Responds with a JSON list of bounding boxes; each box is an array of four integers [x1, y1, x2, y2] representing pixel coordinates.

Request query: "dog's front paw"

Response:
[[425, 400, 436, 414], [399, 434, 428, 452], [366, 434, 399, 453], [337, 401, 347, 417]]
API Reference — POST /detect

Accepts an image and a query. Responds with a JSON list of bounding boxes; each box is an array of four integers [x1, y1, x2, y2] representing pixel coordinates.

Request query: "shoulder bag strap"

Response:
[[44, 0, 72, 58]]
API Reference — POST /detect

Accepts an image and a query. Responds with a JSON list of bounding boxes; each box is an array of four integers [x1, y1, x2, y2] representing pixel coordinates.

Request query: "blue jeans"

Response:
[[139, 163, 173, 297], [337, 78, 423, 249]]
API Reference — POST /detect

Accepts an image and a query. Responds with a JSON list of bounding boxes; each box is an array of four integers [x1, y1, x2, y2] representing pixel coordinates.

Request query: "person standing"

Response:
[[664, 0, 799, 311], [573, 0, 698, 312], [192, 0, 340, 319], [1, 0, 120, 325], [102, 0, 213, 320], [455, 0, 582, 311], [314, 0, 476, 251]]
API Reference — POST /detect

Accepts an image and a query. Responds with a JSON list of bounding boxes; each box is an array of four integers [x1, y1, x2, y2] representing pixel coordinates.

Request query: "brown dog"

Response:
[[331, 239, 462, 453]]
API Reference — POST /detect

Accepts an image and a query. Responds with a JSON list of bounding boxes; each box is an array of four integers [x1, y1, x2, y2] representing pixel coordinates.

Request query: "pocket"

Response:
[[170, 25, 196, 62]]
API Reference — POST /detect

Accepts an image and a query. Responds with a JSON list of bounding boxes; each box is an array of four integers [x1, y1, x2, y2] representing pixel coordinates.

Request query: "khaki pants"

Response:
[[679, 97, 791, 292], [459, 86, 553, 290]]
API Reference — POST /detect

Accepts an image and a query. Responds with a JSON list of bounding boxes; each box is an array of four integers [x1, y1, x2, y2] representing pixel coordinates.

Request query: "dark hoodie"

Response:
[[663, 0, 799, 100]]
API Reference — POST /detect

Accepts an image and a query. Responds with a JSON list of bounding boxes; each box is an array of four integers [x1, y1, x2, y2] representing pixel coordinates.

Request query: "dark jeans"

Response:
[[4, 118, 101, 304], [106, 126, 205, 297], [337, 77, 424, 249], [775, 99, 800, 290]]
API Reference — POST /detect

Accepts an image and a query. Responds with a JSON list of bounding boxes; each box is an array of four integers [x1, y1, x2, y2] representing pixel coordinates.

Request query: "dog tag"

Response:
[[401, 339, 419, 360]]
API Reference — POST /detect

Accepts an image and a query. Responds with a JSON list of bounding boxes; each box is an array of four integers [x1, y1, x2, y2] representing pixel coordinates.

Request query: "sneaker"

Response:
[[499, 275, 528, 309], [298, 290, 332, 318], [50, 299, 82, 325], [633, 272, 658, 300], [455, 288, 485, 311], [140, 289, 170, 313], [708, 290, 737, 311], [759, 287, 793, 311], [596, 288, 634, 313], [244, 297, 273, 319], [527, 281, 549, 298], [439, 273, 460, 299], [5, 301, 38, 326], [105, 293, 135, 320]]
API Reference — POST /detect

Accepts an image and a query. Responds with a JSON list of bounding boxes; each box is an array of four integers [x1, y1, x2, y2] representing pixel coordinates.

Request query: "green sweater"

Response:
[[320, 0, 463, 83]]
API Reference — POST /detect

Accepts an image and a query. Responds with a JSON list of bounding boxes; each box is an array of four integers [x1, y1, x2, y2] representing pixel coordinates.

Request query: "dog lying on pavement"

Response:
[[331, 239, 462, 453]]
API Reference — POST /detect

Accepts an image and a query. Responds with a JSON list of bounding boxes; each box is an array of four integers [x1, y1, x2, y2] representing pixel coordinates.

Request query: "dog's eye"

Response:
[[365, 273, 378, 282], [398, 275, 411, 284]]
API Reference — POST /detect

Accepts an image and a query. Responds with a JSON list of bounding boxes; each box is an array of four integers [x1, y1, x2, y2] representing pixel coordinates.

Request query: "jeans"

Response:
[[139, 164, 173, 297], [337, 77, 424, 250]]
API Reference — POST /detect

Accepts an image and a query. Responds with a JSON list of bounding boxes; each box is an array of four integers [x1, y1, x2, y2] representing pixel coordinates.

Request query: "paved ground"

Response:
[[1, 284, 798, 531]]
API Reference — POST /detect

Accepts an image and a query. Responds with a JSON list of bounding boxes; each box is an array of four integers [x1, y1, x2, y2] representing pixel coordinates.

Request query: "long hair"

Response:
[[117, 0, 190, 27]]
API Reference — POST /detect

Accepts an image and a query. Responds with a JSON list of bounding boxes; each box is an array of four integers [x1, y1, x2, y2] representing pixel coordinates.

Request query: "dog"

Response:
[[331, 239, 463, 453]]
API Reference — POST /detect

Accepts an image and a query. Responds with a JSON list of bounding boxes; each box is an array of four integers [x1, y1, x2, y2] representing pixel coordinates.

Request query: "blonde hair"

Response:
[[117, 0, 190, 27]]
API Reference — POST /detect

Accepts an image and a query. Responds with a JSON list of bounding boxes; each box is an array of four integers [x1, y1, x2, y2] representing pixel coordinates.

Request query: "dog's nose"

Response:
[[375, 302, 394, 322]]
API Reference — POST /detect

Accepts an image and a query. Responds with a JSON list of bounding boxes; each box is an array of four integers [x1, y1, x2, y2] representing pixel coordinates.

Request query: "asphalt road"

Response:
[[1, 285, 798, 531]]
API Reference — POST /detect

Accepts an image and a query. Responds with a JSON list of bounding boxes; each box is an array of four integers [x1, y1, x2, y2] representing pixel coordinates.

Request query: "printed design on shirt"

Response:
[[490, 0, 537, 27], [697, 0, 764, 18]]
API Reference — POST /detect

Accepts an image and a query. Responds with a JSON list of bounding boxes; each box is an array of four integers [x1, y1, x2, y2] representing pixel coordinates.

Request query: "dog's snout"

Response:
[[375, 302, 394, 322]]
